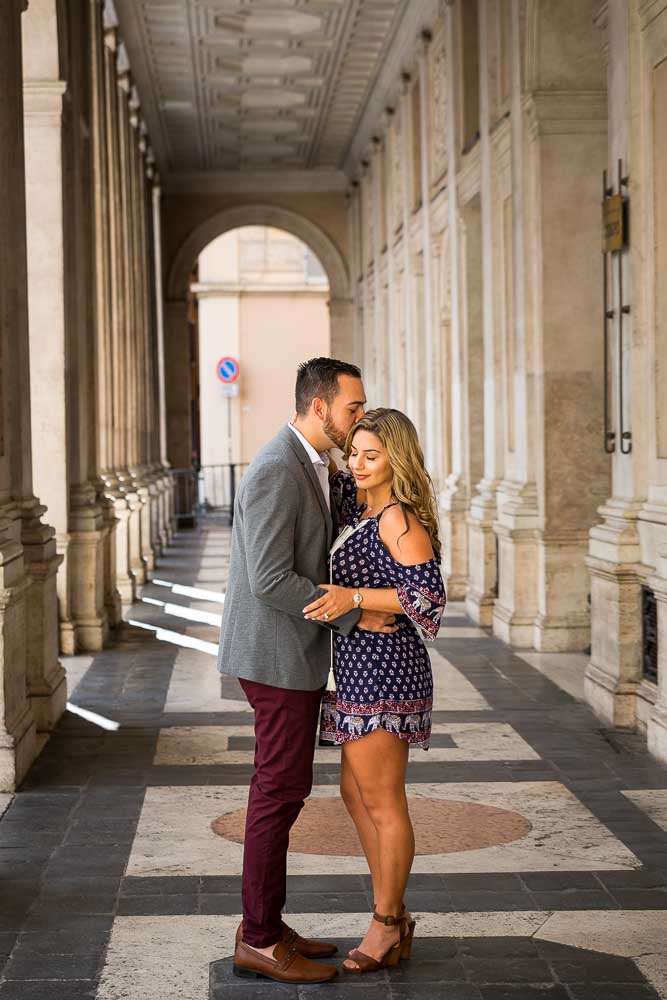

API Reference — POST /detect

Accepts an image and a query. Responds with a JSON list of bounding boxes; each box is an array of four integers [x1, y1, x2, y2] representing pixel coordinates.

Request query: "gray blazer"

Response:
[[216, 425, 360, 690]]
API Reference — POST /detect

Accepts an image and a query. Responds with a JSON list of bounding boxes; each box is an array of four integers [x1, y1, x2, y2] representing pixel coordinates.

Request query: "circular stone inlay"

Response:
[[211, 798, 532, 856]]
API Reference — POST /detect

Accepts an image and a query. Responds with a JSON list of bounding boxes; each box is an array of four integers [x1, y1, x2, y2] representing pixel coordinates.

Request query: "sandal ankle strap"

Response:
[[372, 909, 402, 926]]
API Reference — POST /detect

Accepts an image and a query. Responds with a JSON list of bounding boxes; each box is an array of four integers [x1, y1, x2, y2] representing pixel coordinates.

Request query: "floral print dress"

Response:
[[319, 472, 446, 750]]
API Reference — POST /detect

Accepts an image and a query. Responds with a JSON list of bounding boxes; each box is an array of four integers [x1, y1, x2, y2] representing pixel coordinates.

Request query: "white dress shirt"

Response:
[[288, 423, 331, 512]]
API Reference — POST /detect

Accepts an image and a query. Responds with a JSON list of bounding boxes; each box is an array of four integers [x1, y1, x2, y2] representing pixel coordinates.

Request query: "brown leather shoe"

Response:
[[235, 921, 338, 959], [233, 939, 338, 984]]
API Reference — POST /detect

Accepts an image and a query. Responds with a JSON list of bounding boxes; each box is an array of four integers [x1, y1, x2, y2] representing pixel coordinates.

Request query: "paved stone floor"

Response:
[[1, 519, 667, 999]]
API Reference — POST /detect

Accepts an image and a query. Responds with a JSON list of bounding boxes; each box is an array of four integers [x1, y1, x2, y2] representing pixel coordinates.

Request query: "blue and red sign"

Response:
[[216, 356, 240, 384]]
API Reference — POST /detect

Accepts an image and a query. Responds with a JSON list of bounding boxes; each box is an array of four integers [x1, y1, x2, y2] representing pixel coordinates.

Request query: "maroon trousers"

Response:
[[239, 678, 323, 948]]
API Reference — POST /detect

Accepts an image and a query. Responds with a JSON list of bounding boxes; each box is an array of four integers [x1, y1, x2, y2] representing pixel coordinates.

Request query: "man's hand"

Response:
[[357, 610, 399, 634]]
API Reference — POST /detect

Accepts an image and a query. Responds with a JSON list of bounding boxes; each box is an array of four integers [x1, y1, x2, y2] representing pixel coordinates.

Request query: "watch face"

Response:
[[353, 593, 362, 605]]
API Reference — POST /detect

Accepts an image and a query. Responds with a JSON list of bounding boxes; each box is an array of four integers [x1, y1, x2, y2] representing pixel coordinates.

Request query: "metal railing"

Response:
[[169, 463, 248, 526], [198, 463, 249, 521]]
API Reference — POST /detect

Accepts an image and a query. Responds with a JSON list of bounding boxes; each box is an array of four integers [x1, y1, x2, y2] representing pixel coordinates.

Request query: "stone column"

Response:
[[398, 76, 417, 424], [585, 0, 650, 722], [370, 139, 386, 406], [417, 32, 443, 486], [149, 180, 172, 547], [21, 5, 72, 652], [346, 182, 363, 371], [90, 0, 121, 627], [383, 110, 401, 411], [466, 0, 502, 625], [439, 0, 469, 599], [0, 0, 65, 791], [491, 0, 540, 645], [128, 98, 155, 577], [24, 0, 108, 654], [118, 66, 146, 591], [103, 21, 136, 607]]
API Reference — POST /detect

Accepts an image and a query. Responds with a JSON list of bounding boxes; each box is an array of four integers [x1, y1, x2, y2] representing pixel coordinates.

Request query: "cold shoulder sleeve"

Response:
[[330, 469, 360, 527], [395, 559, 447, 641]]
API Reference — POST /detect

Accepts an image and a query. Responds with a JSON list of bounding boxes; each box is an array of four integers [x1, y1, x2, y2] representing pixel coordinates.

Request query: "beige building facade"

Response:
[[1, 0, 667, 789], [194, 226, 330, 472]]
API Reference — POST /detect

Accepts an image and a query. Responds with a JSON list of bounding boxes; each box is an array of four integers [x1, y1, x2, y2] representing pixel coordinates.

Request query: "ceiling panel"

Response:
[[114, 0, 409, 179]]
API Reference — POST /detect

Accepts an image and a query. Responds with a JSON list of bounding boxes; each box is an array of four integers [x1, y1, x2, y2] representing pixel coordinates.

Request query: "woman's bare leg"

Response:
[[340, 749, 381, 902], [340, 729, 414, 970]]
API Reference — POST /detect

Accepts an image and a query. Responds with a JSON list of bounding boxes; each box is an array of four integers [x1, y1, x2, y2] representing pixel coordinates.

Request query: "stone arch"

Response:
[[167, 203, 350, 301], [166, 203, 354, 361]]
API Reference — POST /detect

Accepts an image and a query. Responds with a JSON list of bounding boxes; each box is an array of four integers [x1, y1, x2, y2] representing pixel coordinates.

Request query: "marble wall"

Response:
[[347, 0, 667, 765]]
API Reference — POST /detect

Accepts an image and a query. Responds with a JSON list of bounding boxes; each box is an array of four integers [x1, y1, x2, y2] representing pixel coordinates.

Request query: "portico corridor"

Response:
[[1, 519, 667, 999]]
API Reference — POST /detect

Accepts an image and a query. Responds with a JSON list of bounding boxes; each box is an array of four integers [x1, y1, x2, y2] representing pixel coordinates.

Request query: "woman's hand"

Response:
[[303, 584, 355, 621]]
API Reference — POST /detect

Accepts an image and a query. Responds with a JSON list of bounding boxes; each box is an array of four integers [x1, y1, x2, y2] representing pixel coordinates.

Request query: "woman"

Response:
[[303, 408, 446, 973]]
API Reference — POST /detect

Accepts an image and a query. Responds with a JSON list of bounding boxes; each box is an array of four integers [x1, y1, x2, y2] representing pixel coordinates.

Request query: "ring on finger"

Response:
[[323, 612, 329, 620]]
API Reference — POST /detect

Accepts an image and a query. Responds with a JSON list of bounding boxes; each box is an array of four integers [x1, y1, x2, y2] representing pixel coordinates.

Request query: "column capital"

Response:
[[116, 41, 130, 78], [23, 81, 67, 122], [104, 25, 118, 52], [129, 85, 140, 128], [103, 0, 118, 28]]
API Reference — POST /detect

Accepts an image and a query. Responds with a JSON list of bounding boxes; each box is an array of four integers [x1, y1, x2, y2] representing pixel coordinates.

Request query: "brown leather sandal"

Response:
[[343, 910, 405, 974], [358, 902, 415, 961]]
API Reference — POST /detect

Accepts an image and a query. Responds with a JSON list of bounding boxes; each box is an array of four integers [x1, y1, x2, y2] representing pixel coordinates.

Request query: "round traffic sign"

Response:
[[216, 356, 240, 384]]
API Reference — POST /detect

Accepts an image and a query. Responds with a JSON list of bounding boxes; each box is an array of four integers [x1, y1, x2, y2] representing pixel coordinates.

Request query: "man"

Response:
[[218, 357, 396, 985]]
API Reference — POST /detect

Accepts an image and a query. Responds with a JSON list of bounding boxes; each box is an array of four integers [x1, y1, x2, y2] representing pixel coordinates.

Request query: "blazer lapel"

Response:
[[282, 427, 334, 545]]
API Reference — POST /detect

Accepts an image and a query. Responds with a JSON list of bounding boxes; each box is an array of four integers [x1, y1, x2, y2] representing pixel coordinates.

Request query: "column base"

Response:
[[491, 601, 536, 648], [59, 619, 77, 657], [27, 672, 68, 735], [0, 705, 37, 794], [157, 467, 173, 549], [126, 485, 147, 589], [533, 532, 592, 651], [585, 498, 645, 733], [465, 482, 498, 626], [648, 703, 667, 765], [20, 498, 66, 734], [97, 485, 122, 627], [439, 475, 470, 601], [491, 480, 540, 648], [584, 661, 640, 728], [111, 493, 136, 607], [0, 502, 37, 791], [69, 486, 110, 652], [533, 613, 591, 652]]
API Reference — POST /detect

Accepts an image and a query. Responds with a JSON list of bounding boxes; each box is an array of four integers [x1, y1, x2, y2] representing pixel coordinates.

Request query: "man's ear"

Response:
[[312, 396, 326, 421]]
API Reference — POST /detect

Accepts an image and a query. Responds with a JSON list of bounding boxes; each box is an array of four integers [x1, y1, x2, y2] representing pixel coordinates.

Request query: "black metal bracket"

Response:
[[602, 158, 632, 455]]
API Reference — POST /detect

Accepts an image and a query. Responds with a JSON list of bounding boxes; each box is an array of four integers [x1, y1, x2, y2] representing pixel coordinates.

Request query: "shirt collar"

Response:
[[288, 423, 328, 467]]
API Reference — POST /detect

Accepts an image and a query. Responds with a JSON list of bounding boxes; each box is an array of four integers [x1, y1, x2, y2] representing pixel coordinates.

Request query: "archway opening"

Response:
[[189, 225, 330, 515]]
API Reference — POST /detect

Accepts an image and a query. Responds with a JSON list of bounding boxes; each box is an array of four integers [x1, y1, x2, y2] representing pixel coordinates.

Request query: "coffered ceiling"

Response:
[[113, 0, 422, 187]]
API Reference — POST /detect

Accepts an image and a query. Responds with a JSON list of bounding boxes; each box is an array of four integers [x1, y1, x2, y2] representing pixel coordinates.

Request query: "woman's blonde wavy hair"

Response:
[[344, 408, 442, 561]]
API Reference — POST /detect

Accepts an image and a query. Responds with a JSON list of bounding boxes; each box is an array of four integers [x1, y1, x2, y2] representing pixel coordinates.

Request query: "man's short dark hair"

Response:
[[295, 357, 362, 415]]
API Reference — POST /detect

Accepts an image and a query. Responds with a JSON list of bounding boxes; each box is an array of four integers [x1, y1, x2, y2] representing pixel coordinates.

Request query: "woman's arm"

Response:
[[303, 506, 436, 621], [303, 584, 401, 620]]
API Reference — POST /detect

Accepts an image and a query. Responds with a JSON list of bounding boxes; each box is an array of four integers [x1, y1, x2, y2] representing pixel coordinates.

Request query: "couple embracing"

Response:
[[217, 357, 446, 985]]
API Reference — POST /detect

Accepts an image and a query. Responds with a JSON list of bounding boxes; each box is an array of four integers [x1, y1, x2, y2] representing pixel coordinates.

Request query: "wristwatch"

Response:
[[353, 588, 363, 607]]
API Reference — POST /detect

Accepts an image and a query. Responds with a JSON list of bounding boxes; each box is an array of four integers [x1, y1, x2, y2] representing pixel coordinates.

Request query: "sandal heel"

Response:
[[400, 921, 416, 960], [385, 942, 401, 967]]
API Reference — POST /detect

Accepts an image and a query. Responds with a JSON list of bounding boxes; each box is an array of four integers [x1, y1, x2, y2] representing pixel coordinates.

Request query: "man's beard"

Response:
[[322, 413, 348, 451]]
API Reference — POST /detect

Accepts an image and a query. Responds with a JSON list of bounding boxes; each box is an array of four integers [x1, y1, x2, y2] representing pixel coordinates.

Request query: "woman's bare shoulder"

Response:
[[379, 505, 434, 565]]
